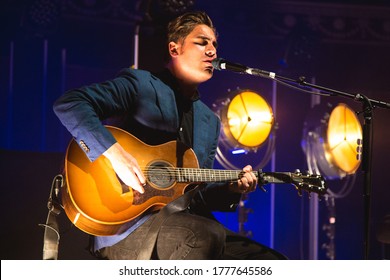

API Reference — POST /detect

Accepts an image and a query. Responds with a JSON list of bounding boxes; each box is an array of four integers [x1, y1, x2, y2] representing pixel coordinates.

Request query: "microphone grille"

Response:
[[212, 58, 223, 70]]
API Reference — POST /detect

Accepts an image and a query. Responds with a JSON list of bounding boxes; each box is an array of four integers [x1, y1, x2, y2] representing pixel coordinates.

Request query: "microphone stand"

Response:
[[214, 57, 390, 258], [269, 73, 390, 259]]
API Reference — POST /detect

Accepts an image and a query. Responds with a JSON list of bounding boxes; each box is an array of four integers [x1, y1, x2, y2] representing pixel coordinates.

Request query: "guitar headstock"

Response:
[[290, 170, 327, 196], [258, 170, 327, 196]]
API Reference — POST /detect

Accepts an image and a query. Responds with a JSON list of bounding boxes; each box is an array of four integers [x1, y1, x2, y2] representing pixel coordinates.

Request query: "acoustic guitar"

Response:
[[62, 126, 327, 236]]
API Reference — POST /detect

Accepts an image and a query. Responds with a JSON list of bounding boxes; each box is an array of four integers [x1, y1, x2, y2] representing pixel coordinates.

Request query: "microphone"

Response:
[[212, 58, 275, 79]]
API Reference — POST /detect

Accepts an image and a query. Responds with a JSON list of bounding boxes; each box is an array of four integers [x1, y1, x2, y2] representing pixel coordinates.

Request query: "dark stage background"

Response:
[[1, 0, 389, 260]]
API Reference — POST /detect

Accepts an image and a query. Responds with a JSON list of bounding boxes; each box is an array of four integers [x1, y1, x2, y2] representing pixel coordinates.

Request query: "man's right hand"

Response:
[[103, 142, 146, 193]]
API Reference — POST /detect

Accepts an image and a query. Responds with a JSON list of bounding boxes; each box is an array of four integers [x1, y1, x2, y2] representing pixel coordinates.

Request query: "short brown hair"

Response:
[[167, 11, 217, 44]]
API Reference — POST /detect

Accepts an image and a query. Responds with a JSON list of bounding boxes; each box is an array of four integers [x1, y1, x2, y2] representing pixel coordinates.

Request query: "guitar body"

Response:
[[62, 126, 327, 236], [63, 126, 199, 236]]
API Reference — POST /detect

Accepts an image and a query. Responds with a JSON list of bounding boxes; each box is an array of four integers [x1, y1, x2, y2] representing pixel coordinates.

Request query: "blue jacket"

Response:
[[53, 68, 241, 247]]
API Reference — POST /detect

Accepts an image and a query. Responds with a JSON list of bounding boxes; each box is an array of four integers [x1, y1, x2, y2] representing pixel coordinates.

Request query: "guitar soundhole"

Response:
[[147, 161, 175, 189]]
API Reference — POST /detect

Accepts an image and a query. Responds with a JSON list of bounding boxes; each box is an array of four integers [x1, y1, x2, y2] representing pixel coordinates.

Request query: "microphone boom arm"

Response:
[[212, 57, 390, 260]]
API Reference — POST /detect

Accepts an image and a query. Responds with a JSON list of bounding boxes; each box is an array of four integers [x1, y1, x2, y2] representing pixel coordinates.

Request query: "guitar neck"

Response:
[[144, 166, 325, 195], [174, 168, 294, 185], [175, 168, 241, 183]]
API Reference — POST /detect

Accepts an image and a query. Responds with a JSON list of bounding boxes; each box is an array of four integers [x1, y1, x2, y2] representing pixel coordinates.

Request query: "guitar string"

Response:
[[140, 167, 244, 175], [139, 167, 244, 181], [138, 168, 301, 179], [136, 168, 324, 192], [103, 161, 323, 191], [139, 168, 317, 184], [138, 168, 313, 181]]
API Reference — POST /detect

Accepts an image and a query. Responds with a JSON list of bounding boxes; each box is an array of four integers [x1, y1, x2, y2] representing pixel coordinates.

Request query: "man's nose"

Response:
[[206, 46, 216, 57]]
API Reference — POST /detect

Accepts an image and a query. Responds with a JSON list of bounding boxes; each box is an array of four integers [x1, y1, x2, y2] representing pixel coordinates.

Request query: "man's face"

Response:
[[170, 24, 218, 85]]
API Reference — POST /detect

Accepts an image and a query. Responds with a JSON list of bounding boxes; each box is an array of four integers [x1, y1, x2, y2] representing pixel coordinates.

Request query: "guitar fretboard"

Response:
[[176, 168, 243, 183], [145, 168, 296, 184], [143, 167, 326, 195]]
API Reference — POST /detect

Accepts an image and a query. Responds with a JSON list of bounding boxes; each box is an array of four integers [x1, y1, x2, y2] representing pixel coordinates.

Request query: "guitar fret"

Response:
[[184, 168, 187, 182], [191, 169, 194, 182], [190, 169, 194, 181], [176, 168, 181, 182], [187, 168, 191, 182]]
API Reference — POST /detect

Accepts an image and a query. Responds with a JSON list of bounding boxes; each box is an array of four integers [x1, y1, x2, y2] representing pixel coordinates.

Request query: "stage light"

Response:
[[220, 89, 274, 150], [302, 102, 362, 180], [213, 89, 275, 170]]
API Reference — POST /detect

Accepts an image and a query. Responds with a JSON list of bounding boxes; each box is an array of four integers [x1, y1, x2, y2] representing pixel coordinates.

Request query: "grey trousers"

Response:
[[99, 211, 287, 260]]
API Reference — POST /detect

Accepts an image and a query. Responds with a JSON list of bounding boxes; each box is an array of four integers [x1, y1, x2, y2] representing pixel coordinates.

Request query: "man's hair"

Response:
[[167, 11, 217, 44]]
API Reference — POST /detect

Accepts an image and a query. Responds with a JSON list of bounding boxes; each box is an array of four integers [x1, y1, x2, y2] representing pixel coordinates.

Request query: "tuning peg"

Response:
[[257, 169, 268, 192], [259, 185, 267, 192]]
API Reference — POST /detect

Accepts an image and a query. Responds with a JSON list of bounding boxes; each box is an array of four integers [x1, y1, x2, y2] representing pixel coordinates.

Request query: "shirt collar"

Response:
[[155, 68, 200, 102]]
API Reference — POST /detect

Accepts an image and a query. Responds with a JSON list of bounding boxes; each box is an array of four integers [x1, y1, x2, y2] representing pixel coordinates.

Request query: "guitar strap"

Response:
[[136, 185, 202, 260], [40, 174, 63, 260]]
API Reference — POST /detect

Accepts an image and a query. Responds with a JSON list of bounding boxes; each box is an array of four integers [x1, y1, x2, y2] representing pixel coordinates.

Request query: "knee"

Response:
[[195, 221, 226, 258]]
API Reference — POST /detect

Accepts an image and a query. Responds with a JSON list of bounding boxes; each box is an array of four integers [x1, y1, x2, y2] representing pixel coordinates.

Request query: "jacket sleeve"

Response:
[[53, 68, 150, 161]]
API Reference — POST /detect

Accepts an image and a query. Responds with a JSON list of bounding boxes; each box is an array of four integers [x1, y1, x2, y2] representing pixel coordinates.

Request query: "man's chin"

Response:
[[204, 69, 214, 78]]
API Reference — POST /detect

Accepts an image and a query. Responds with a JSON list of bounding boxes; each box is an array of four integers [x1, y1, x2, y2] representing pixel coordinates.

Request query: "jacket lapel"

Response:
[[153, 80, 179, 132], [193, 101, 211, 167]]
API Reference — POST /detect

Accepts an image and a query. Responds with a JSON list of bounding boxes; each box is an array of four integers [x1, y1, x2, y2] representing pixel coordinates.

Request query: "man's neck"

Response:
[[166, 64, 198, 100]]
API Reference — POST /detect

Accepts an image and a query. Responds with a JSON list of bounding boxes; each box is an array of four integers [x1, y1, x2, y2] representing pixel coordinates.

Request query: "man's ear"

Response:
[[169, 42, 179, 56]]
